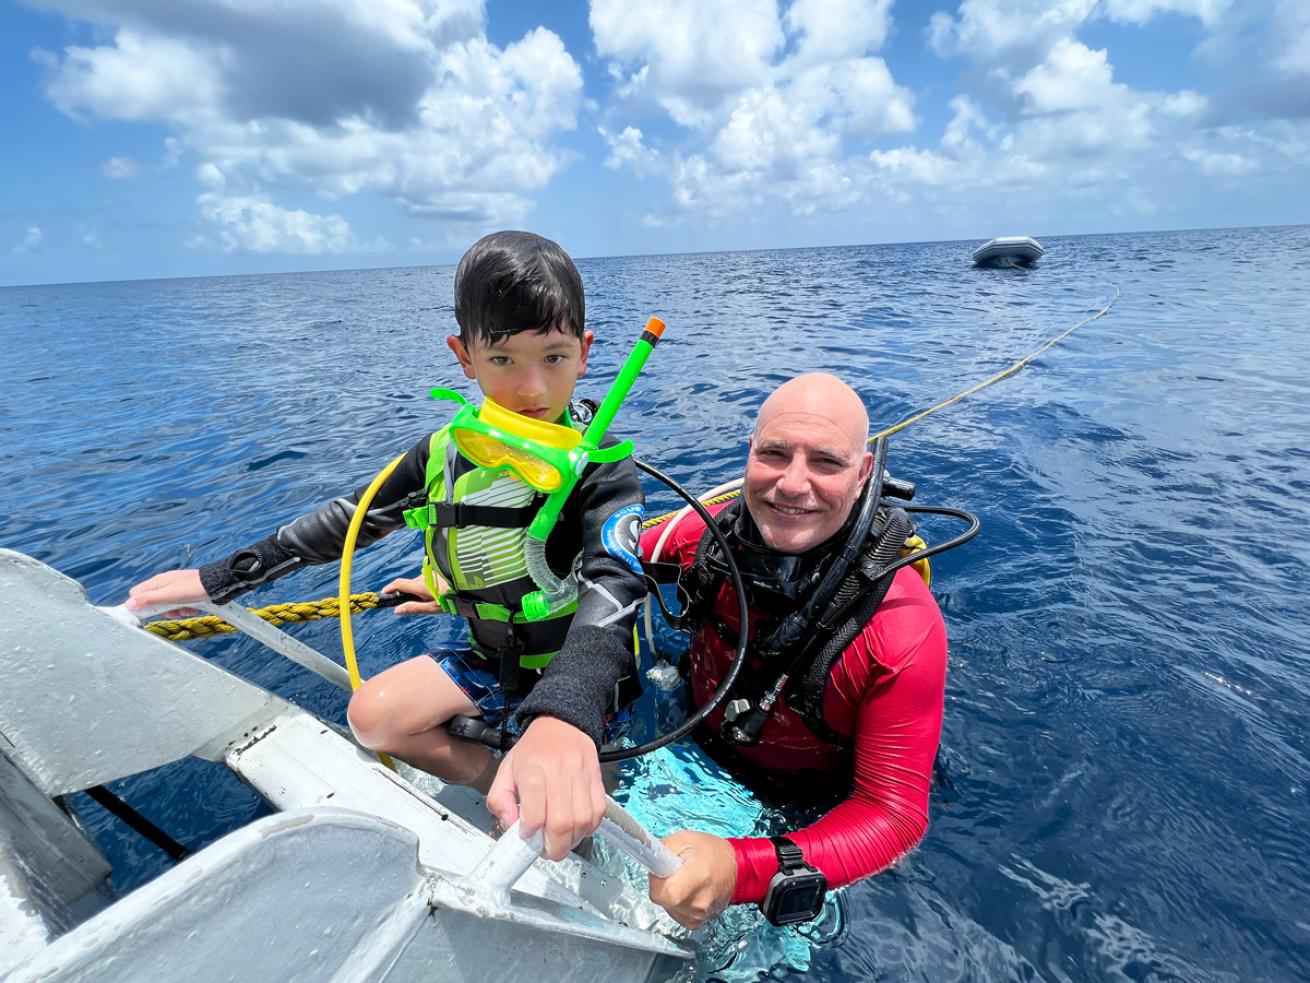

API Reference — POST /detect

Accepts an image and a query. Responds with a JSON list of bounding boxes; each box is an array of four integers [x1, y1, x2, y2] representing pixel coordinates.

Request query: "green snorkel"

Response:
[[429, 316, 666, 622], [520, 316, 666, 620]]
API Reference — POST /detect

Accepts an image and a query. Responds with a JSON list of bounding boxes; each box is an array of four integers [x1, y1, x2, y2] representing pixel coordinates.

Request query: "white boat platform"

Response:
[[0, 548, 694, 982]]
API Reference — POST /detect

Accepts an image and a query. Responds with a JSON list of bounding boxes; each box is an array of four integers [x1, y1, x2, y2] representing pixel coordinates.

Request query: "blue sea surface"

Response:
[[2, 226, 1308, 981]]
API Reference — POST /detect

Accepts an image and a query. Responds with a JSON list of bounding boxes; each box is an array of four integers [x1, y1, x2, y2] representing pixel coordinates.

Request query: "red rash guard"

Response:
[[642, 505, 947, 905]]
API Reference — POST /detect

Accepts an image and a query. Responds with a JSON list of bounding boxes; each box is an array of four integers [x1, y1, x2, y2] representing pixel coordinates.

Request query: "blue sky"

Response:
[[2, 0, 1307, 286]]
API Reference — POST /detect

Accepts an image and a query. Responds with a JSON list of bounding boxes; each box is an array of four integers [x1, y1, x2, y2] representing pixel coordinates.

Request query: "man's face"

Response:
[[448, 327, 593, 423], [743, 409, 873, 554]]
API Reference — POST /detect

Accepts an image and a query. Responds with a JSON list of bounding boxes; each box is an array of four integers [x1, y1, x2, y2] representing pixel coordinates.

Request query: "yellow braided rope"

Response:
[[144, 593, 386, 642], [642, 287, 1119, 528]]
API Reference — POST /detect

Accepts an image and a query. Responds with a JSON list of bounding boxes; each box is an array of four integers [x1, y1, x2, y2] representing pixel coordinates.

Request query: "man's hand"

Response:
[[125, 569, 209, 617], [380, 575, 445, 616], [485, 716, 605, 861], [648, 830, 739, 930]]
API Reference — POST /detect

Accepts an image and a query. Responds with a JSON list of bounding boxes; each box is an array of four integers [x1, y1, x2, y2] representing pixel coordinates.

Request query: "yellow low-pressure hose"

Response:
[[339, 451, 407, 770]]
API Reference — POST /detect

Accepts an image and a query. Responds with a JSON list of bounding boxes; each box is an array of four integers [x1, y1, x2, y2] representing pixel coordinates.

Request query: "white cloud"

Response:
[[1014, 39, 1116, 114], [38, 29, 220, 122], [1181, 147, 1257, 176], [195, 193, 390, 255], [1160, 90, 1208, 118], [162, 136, 182, 169], [1102, 0, 1232, 26], [590, 0, 784, 126], [882, 0, 1307, 231], [928, 0, 1098, 60], [33, 0, 582, 251], [11, 226, 43, 254], [600, 125, 662, 177], [102, 155, 138, 179], [784, 0, 893, 66], [590, 0, 914, 218], [1271, 0, 1310, 77], [588, 0, 1306, 232]]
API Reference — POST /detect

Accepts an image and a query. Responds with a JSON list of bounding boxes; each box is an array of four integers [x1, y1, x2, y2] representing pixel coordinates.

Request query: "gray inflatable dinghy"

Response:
[[972, 236, 1044, 266]]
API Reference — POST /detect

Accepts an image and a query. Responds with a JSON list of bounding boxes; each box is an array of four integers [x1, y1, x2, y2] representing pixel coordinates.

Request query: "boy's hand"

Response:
[[648, 830, 738, 930], [125, 569, 210, 618], [486, 716, 606, 861], [380, 575, 445, 616]]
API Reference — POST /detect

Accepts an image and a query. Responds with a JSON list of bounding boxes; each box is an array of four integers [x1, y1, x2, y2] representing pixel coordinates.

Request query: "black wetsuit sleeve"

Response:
[[513, 453, 646, 744], [198, 436, 431, 604]]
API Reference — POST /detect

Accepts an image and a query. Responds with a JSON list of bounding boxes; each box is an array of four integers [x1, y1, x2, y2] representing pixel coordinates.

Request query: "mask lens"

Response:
[[453, 430, 563, 492]]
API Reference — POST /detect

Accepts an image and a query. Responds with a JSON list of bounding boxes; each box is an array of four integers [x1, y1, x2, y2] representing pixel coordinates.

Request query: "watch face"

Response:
[[764, 873, 827, 926]]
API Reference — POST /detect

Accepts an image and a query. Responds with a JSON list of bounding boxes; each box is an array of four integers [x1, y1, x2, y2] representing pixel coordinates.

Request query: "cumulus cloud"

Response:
[[591, 0, 784, 126], [784, 0, 894, 67], [590, 0, 914, 218], [873, 0, 1304, 226], [1181, 147, 1257, 176], [928, 0, 1098, 61], [194, 193, 389, 255], [587, 0, 1305, 231], [600, 125, 662, 178], [1101, 0, 1232, 26], [31, 0, 582, 252], [11, 227, 44, 254], [102, 155, 138, 179], [1014, 39, 1117, 115], [1269, 0, 1310, 78]]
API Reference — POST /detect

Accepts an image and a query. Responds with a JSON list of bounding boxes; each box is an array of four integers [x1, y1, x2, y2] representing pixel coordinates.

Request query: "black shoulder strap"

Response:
[[678, 499, 740, 628], [429, 500, 541, 529], [787, 509, 914, 749]]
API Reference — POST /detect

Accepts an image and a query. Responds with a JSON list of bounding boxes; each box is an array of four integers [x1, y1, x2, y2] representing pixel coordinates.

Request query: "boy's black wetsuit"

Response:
[[197, 402, 646, 745]]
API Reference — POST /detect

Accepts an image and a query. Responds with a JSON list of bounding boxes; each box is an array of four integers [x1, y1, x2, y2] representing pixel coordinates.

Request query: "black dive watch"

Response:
[[760, 836, 827, 926]]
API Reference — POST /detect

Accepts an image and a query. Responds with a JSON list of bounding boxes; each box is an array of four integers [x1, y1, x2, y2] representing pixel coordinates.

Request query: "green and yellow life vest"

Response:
[[402, 426, 578, 671]]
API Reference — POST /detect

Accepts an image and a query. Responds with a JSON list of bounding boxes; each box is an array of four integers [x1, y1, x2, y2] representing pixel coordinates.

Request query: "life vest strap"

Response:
[[403, 500, 539, 531]]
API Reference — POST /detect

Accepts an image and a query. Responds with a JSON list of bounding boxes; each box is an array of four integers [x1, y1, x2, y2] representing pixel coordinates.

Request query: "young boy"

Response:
[[126, 231, 647, 857]]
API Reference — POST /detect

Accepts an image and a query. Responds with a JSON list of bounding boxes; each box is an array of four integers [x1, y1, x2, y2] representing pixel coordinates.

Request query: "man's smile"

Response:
[[761, 500, 818, 517]]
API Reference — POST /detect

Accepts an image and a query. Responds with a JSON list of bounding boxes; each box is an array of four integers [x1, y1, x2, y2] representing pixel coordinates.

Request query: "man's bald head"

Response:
[[754, 373, 870, 450], [744, 373, 874, 553]]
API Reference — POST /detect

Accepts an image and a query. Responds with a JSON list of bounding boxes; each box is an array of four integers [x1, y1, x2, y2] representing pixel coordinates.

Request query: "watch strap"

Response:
[[770, 835, 807, 872]]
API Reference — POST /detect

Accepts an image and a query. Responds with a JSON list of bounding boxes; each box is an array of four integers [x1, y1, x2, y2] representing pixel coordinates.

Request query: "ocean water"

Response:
[[2, 226, 1308, 981]]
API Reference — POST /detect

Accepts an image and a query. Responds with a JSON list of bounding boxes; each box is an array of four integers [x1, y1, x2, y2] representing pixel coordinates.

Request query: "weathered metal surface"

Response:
[[6, 808, 689, 982], [0, 752, 114, 975], [0, 550, 694, 979], [0, 549, 284, 795], [226, 713, 692, 960]]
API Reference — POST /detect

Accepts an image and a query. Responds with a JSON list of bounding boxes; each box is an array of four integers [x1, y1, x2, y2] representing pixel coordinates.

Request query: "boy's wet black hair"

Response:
[[453, 231, 585, 346]]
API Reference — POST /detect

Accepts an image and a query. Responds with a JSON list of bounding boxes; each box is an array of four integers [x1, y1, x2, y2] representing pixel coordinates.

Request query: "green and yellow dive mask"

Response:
[[431, 389, 586, 494]]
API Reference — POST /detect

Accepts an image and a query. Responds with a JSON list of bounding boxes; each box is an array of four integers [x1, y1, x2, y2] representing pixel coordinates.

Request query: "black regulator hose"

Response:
[[598, 457, 751, 762]]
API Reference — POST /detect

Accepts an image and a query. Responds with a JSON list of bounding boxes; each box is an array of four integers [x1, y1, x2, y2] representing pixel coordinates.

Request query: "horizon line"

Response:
[[2, 221, 1305, 291]]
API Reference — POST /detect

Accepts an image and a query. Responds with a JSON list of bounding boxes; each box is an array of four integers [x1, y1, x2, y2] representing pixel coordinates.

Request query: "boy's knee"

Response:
[[347, 681, 394, 750]]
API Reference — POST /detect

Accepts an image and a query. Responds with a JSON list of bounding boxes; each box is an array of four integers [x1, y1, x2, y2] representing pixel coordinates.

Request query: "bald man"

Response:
[[642, 373, 948, 929]]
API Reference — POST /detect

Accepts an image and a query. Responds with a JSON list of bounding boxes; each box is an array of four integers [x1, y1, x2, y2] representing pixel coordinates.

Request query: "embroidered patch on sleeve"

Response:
[[601, 503, 644, 574]]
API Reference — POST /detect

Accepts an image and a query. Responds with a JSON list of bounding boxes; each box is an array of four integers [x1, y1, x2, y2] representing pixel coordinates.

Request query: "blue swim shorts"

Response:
[[432, 648, 633, 746]]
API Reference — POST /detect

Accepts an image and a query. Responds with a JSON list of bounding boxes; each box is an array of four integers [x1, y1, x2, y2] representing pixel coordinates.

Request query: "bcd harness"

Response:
[[676, 499, 920, 750]]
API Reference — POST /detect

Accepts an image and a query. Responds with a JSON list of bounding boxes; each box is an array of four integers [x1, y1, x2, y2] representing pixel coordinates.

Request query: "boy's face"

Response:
[[447, 327, 594, 423]]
